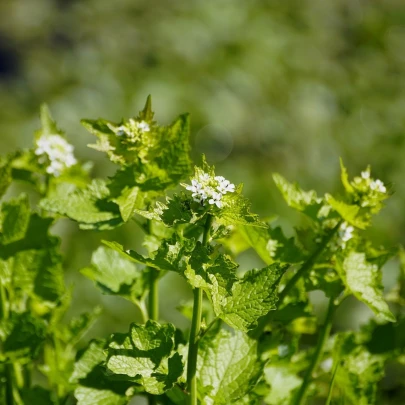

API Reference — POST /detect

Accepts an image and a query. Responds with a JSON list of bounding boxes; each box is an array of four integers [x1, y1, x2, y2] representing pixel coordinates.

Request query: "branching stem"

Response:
[[187, 214, 212, 405], [294, 297, 337, 405]]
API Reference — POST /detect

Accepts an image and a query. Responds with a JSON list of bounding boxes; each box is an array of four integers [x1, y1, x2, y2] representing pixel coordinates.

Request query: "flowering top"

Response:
[[35, 134, 77, 176], [184, 171, 235, 208], [115, 119, 151, 141]]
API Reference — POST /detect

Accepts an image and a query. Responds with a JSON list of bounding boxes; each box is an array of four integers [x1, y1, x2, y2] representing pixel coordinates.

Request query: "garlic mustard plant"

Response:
[[0, 97, 403, 405]]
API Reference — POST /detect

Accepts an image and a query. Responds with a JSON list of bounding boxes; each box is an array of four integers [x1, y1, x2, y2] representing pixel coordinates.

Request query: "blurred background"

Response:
[[0, 0, 404, 352]]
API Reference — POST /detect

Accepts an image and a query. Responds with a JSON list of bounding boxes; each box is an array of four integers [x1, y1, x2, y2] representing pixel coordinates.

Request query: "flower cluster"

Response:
[[35, 135, 77, 176], [184, 172, 235, 208], [361, 171, 386, 193], [115, 119, 150, 139]]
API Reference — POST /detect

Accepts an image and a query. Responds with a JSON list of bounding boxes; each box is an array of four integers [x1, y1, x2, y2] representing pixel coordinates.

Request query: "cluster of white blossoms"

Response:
[[360, 171, 387, 193], [339, 222, 354, 246], [116, 120, 150, 138], [185, 172, 235, 208], [35, 135, 77, 176]]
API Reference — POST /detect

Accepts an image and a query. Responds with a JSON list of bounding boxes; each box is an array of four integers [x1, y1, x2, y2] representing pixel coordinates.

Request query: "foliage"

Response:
[[0, 100, 403, 405]]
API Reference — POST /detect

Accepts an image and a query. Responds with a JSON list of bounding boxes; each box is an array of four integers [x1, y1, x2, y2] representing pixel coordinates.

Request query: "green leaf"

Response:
[[217, 189, 265, 228], [0, 158, 11, 199], [1, 247, 65, 305], [39, 104, 62, 136], [340, 158, 354, 194], [83, 98, 192, 191], [103, 235, 192, 273], [106, 320, 183, 395], [240, 225, 304, 265], [263, 365, 302, 405], [1, 312, 47, 360], [21, 386, 57, 405], [325, 194, 367, 229], [210, 264, 287, 332], [334, 333, 385, 405], [0, 194, 31, 244], [197, 329, 263, 404], [273, 173, 323, 220], [336, 251, 395, 322], [71, 340, 132, 405], [82, 246, 146, 300], [40, 180, 123, 230]]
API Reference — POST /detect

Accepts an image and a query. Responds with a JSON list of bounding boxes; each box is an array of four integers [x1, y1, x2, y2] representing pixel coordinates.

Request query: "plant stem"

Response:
[[294, 297, 337, 405], [251, 221, 342, 339], [5, 364, 14, 405], [325, 359, 339, 405], [148, 268, 159, 321], [279, 221, 342, 303], [187, 214, 212, 405]]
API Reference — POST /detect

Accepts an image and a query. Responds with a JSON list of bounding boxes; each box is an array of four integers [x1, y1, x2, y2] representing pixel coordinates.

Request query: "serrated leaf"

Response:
[[334, 333, 385, 405], [82, 246, 146, 300], [106, 320, 183, 395], [217, 191, 265, 228], [336, 251, 395, 322], [273, 173, 323, 220], [40, 180, 123, 230], [197, 329, 263, 404], [103, 236, 192, 273], [0, 194, 31, 244], [1, 312, 47, 360], [240, 225, 304, 265], [210, 264, 287, 332], [325, 194, 367, 229], [72, 340, 132, 405], [82, 98, 192, 192]]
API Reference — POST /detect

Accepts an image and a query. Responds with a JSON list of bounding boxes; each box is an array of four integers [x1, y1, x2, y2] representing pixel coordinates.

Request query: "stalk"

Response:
[[5, 364, 14, 405], [187, 215, 212, 405], [294, 297, 337, 405], [251, 221, 342, 338], [148, 268, 159, 321]]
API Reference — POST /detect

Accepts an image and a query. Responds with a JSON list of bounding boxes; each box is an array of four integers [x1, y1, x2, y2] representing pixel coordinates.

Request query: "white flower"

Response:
[[361, 171, 370, 179], [184, 171, 235, 208], [136, 121, 150, 132], [208, 192, 223, 208], [116, 126, 127, 136], [339, 222, 354, 246], [35, 134, 77, 177], [370, 179, 386, 193]]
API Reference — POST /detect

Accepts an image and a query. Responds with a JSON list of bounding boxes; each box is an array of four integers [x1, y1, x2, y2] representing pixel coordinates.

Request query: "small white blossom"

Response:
[[184, 171, 235, 208], [35, 134, 77, 177], [339, 222, 354, 247], [320, 358, 333, 372], [361, 171, 370, 179], [208, 191, 223, 208], [136, 121, 150, 132], [116, 126, 127, 136], [266, 239, 278, 257], [370, 179, 386, 193]]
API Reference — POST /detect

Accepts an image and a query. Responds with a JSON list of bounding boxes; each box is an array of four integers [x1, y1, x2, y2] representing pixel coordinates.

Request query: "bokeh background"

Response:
[[1, 0, 404, 365]]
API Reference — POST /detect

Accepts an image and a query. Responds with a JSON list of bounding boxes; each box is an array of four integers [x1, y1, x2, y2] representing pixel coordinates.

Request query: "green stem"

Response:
[[148, 268, 159, 321], [251, 221, 342, 339], [5, 364, 14, 405], [187, 214, 212, 405], [279, 221, 342, 303], [0, 282, 9, 320], [294, 297, 337, 405], [325, 359, 339, 405]]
